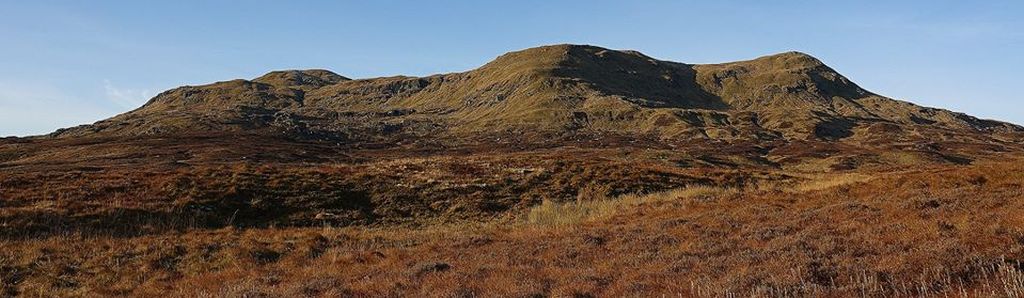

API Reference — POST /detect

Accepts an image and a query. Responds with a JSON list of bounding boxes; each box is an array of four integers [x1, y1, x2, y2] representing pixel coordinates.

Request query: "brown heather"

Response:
[[2, 158, 1024, 296]]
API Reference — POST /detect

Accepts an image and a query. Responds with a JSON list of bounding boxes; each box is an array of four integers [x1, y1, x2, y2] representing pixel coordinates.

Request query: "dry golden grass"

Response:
[[527, 185, 736, 226], [526, 171, 875, 227], [788, 172, 874, 193]]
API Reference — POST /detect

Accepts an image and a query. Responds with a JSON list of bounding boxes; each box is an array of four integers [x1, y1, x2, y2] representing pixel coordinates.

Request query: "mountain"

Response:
[[4, 44, 1023, 235], [6, 44, 1024, 296], [49, 44, 1021, 143]]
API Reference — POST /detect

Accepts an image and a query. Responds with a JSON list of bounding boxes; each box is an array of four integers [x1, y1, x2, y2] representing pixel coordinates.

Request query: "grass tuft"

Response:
[[527, 185, 734, 226]]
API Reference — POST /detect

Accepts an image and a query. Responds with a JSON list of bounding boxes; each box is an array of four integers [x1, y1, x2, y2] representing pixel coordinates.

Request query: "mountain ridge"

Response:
[[49, 44, 1022, 143]]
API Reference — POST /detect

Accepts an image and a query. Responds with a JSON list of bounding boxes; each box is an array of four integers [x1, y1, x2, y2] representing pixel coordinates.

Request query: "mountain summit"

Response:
[[52, 44, 1021, 142]]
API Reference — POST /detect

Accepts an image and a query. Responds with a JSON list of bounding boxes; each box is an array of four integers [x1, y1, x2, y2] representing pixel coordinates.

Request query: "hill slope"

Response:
[[49, 44, 1021, 142]]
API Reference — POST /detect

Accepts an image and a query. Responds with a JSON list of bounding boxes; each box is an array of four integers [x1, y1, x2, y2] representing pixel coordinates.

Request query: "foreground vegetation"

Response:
[[1, 158, 1023, 297]]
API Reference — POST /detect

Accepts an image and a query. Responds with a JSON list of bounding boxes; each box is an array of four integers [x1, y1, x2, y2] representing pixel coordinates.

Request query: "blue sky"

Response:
[[1, 1, 1021, 136]]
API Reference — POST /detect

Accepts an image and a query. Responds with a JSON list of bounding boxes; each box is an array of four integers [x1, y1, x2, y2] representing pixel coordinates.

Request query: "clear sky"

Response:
[[2, 1, 1021, 136]]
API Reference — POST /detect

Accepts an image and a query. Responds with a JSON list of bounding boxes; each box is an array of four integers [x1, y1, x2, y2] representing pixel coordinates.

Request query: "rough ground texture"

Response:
[[2, 159, 1024, 297], [1, 44, 1023, 296]]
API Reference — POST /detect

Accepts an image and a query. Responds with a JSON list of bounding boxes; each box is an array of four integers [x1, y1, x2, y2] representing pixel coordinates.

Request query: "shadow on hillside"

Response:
[[553, 47, 728, 110]]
